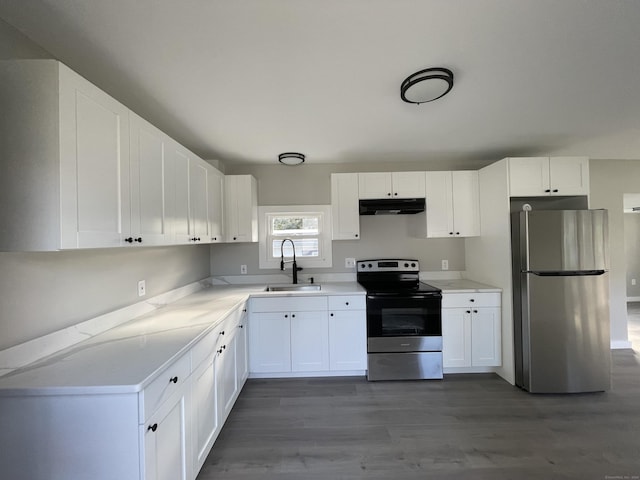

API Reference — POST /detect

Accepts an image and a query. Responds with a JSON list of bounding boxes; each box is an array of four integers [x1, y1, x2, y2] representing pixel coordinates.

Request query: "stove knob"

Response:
[[368, 263, 373, 268], [404, 263, 409, 268], [411, 262, 416, 267]]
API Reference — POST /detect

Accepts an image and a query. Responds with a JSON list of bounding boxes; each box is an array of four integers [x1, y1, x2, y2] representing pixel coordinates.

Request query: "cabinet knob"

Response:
[[292, 314, 296, 318], [134, 237, 142, 243], [545, 189, 551, 193], [191, 237, 201, 242], [212, 237, 217, 241], [345, 302, 349, 306], [217, 348, 223, 354], [239, 324, 244, 328], [355, 234, 358, 238], [148, 423, 158, 432], [466, 310, 471, 314], [243, 308, 247, 312], [394, 192, 398, 196], [469, 299, 475, 302], [552, 189, 559, 193], [449, 232, 454, 235], [220, 330, 225, 335], [284, 314, 288, 318], [387, 192, 392, 196], [169, 376, 178, 384], [473, 310, 478, 313], [456, 232, 460, 235], [233, 237, 237, 241], [124, 237, 133, 243], [330, 313, 334, 317]]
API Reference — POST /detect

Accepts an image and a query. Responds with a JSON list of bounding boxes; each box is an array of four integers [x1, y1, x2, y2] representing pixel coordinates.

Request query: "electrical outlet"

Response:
[[138, 280, 146, 297], [441, 260, 449, 271], [345, 257, 356, 268], [240, 264, 248, 274], [633, 278, 637, 286]]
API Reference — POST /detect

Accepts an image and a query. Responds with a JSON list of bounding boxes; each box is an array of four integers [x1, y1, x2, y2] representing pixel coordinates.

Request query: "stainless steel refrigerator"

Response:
[[512, 209, 611, 393]]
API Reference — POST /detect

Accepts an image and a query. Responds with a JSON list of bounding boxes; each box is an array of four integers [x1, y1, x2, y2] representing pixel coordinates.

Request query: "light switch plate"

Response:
[[345, 257, 356, 268], [138, 280, 146, 297]]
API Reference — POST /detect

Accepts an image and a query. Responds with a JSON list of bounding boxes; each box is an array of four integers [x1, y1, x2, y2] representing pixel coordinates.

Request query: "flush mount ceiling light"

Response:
[[400, 67, 454, 104], [278, 152, 305, 166]]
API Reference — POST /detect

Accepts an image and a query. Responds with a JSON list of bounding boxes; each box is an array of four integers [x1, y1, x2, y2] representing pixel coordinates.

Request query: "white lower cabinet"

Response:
[[143, 384, 192, 480], [249, 294, 367, 376], [442, 292, 501, 370], [291, 311, 329, 371], [328, 295, 367, 371]]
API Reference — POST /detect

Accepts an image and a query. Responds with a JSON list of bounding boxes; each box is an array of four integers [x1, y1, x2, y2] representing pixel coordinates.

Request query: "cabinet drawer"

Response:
[[328, 295, 366, 311], [441, 292, 501, 308], [251, 296, 327, 313], [191, 323, 224, 369], [140, 352, 191, 422]]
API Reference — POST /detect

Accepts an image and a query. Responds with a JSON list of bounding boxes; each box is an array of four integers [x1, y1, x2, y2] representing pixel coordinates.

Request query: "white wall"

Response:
[[210, 163, 468, 276], [589, 159, 640, 348], [0, 19, 211, 351], [624, 213, 640, 299]]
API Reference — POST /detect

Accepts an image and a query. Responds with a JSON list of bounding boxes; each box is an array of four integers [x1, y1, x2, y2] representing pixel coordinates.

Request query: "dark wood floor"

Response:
[[198, 340, 640, 479]]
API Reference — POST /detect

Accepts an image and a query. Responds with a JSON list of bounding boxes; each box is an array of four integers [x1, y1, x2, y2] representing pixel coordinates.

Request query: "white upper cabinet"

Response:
[[358, 172, 426, 199], [331, 173, 360, 240], [0, 60, 131, 250], [425, 171, 480, 238], [508, 156, 589, 196], [169, 142, 209, 245], [189, 158, 209, 243], [129, 113, 171, 246], [206, 164, 224, 243], [224, 175, 258, 243]]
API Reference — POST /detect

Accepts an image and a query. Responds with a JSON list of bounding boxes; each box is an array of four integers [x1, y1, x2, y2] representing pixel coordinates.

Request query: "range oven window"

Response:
[[366, 296, 441, 337]]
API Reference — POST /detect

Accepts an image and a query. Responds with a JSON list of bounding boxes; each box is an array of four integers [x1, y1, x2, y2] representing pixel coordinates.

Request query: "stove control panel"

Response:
[[357, 259, 419, 272]]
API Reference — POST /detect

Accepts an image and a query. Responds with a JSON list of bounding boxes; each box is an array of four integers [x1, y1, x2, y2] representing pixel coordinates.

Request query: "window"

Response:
[[258, 205, 332, 269]]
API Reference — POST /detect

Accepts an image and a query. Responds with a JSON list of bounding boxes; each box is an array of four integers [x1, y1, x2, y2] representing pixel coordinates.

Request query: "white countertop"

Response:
[[425, 279, 502, 293], [0, 282, 365, 396]]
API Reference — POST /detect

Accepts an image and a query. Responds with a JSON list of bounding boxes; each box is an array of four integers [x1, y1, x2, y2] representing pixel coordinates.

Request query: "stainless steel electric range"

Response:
[[357, 259, 443, 381]]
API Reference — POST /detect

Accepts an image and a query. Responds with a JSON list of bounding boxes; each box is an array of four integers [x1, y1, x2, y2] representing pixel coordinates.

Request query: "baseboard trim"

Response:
[[611, 340, 633, 349]]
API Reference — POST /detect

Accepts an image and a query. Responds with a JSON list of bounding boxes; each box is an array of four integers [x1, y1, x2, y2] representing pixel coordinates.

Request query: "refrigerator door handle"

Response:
[[525, 270, 606, 277]]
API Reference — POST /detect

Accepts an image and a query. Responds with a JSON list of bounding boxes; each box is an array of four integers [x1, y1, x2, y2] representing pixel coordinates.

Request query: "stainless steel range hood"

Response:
[[359, 198, 425, 215]]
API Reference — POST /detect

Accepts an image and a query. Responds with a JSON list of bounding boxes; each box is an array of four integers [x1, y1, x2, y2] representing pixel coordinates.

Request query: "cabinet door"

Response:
[[508, 157, 550, 196], [191, 355, 218, 471], [189, 158, 208, 242], [248, 312, 291, 373], [425, 171, 454, 238], [549, 156, 589, 196], [171, 145, 192, 244], [216, 331, 238, 422], [59, 65, 131, 249], [224, 175, 257, 242], [358, 172, 392, 199], [207, 165, 224, 243], [442, 308, 472, 367], [392, 171, 426, 198], [290, 311, 329, 372], [143, 386, 191, 480], [452, 171, 480, 237], [331, 173, 360, 240], [470, 307, 502, 366], [328, 310, 367, 370], [235, 316, 249, 388], [129, 114, 170, 246]]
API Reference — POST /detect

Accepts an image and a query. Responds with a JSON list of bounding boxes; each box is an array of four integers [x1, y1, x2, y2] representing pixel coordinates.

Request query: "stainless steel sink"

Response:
[[266, 284, 322, 292]]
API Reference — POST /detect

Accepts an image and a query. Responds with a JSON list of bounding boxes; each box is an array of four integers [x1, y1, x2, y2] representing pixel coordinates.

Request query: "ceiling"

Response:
[[2, 0, 640, 167]]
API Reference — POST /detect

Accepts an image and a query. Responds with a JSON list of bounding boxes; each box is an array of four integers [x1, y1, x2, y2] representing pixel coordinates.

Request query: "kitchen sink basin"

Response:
[[266, 284, 322, 292]]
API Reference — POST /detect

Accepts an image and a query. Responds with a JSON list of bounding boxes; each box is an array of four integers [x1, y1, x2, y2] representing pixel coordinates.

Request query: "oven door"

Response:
[[366, 294, 441, 337]]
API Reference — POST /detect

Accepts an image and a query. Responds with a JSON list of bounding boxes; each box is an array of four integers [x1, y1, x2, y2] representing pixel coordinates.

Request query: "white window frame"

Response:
[[258, 205, 333, 269]]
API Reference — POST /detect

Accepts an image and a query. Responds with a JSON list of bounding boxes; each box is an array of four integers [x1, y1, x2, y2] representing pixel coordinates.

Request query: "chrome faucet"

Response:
[[280, 238, 303, 284]]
